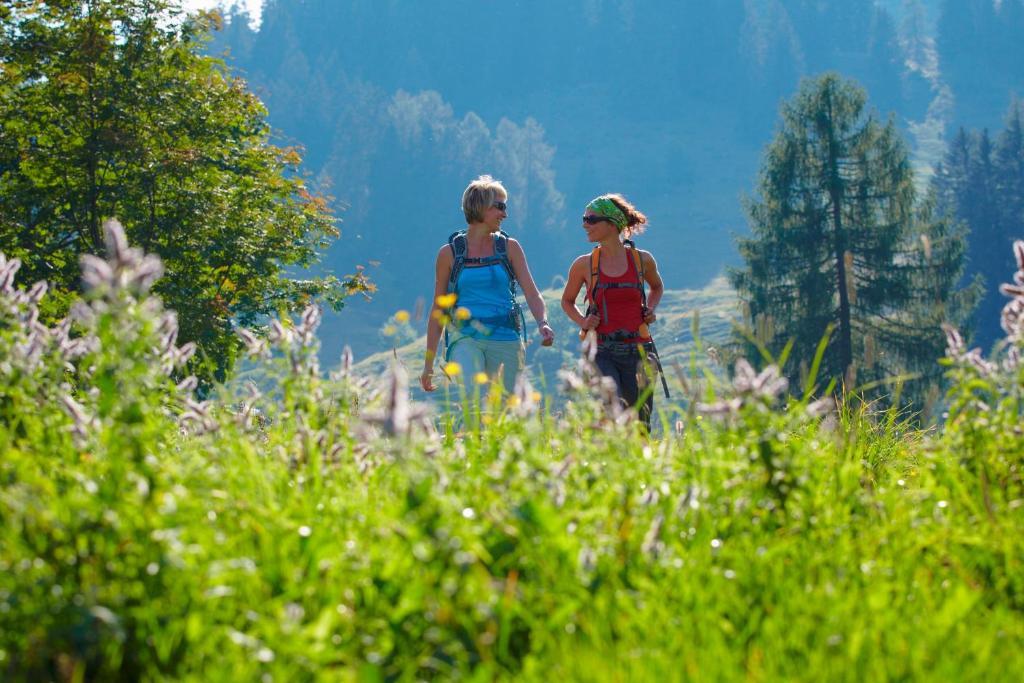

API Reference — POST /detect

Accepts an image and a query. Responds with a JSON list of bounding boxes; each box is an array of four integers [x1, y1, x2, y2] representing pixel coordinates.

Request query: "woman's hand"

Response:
[[582, 313, 601, 330], [538, 321, 555, 346], [642, 306, 657, 324], [420, 367, 436, 392]]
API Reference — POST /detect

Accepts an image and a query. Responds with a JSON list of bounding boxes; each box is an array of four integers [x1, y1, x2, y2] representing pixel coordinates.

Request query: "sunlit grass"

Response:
[[2, 228, 1024, 680]]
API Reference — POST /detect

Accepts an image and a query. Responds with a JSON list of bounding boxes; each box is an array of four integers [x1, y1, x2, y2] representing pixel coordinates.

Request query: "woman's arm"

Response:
[[421, 245, 454, 391], [508, 239, 554, 345], [561, 256, 600, 330], [641, 250, 664, 324]]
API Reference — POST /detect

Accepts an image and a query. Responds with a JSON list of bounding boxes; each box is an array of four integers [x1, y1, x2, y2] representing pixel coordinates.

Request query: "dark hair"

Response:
[[606, 194, 647, 239]]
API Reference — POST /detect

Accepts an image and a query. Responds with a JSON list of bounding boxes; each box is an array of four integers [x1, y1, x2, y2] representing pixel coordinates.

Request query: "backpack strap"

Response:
[[584, 246, 601, 314], [624, 240, 648, 307], [494, 231, 518, 297], [446, 230, 468, 293], [625, 240, 651, 339]]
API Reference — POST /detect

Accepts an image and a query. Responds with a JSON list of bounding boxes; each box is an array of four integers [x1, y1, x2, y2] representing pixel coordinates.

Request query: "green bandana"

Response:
[[586, 196, 628, 232]]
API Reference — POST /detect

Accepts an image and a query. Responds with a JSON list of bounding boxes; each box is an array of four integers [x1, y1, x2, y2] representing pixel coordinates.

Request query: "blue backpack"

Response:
[[443, 230, 526, 360]]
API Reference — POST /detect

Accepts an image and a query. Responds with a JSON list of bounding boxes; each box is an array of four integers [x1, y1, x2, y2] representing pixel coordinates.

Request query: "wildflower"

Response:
[[553, 454, 575, 480], [443, 361, 462, 377], [941, 323, 965, 358], [26, 281, 47, 305], [236, 327, 269, 358], [455, 307, 472, 320], [578, 547, 597, 575], [176, 376, 199, 394], [0, 254, 21, 292], [362, 362, 428, 437], [180, 398, 219, 434], [941, 324, 995, 375], [268, 319, 292, 346], [641, 512, 665, 559], [394, 310, 410, 323], [158, 312, 179, 352], [61, 395, 97, 444], [80, 219, 164, 295], [998, 240, 1024, 341], [1004, 346, 1020, 372], [806, 396, 835, 418], [296, 304, 322, 347], [80, 255, 114, 292], [732, 358, 788, 399], [695, 397, 742, 418], [172, 342, 197, 368], [510, 372, 540, 417], [1001, 297, 1024, 341], [435, 293, 457, 309], [474, 372, 489, 385]]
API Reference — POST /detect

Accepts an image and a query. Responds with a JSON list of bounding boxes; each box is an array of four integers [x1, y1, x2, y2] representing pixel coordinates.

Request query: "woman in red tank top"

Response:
[[559, 194, 665, 431]]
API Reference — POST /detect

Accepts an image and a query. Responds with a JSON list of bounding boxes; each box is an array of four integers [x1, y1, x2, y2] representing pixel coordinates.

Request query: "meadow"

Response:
[[2, 223, 1024, 681]]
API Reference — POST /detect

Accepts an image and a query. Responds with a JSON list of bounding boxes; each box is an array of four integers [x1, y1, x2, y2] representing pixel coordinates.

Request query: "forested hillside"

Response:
[[208, 0, 982, 359]]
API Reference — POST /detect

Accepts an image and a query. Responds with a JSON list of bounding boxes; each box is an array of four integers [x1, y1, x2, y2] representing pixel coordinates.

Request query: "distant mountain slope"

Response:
[[208, 1, 935, 362], [351, 275, 738, 405]]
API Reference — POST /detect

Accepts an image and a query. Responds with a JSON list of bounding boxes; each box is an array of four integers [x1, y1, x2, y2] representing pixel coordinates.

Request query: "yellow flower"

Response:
[[394, 310, 410, 323], [474, 372, 489, 385], [531, 391, 542, 403], [382, 324, 397, 336], [443, 361, 462, 376], [455, 307, 472, 321], [435, 293, 457, 309]]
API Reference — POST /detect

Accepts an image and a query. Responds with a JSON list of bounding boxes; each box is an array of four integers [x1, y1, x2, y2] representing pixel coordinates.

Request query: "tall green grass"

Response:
[[2, 225, 1023, 681]]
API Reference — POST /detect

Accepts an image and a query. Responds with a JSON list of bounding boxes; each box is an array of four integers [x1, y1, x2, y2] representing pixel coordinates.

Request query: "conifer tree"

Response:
[[933, 102, 1024, 350], [730, 73, 978, 409]]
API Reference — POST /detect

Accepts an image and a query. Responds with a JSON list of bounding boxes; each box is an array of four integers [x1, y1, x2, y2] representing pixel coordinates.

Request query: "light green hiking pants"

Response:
[[445, 334, 525, 395]]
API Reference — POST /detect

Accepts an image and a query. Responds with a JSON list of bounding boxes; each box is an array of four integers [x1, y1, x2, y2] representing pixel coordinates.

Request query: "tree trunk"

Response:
[[825, 86, 854, 388]]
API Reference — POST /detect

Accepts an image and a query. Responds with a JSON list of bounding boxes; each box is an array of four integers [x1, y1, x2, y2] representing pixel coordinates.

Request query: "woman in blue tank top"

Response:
[[421, 175, 555, 395]]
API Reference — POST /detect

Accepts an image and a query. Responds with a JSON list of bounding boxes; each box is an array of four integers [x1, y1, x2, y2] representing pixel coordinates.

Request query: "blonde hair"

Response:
[[462, 175, 507, 223]]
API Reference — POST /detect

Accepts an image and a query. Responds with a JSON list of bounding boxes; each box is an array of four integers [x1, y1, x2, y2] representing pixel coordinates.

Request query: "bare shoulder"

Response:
[[566, 253, 592, 279], [505, 236, 526, 256], [638, 249, 658, 269], [435, 243, 454, 265]]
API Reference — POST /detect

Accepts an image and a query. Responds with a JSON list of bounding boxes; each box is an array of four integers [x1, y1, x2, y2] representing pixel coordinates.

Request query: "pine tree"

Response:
[[730, 73, 978, 409], [933, 102, 1024, 350]]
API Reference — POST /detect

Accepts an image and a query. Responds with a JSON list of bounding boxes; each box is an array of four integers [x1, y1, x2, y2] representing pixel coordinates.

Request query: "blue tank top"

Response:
[[454, 263, 519, 341]]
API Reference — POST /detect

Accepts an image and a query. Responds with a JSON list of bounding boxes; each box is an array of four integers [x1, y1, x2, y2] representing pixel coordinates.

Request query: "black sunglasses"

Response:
[[582, 215, 611, 225], [492, 201, 507, 212]]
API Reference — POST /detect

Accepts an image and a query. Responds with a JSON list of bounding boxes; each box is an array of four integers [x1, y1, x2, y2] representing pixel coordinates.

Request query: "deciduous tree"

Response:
[[0, 0, 368, 383]]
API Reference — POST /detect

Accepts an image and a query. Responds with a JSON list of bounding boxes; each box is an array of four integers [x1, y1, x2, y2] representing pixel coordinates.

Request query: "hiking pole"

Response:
[[645, 337, 671, 399]]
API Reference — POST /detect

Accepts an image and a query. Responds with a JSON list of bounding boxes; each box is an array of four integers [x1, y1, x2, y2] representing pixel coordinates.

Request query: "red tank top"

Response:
[[588, 251, 650, 343]]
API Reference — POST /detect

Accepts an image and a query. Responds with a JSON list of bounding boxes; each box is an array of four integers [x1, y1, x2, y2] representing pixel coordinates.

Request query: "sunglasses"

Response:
[[492, 201, 507, 212], [582, 215, 612, 225]]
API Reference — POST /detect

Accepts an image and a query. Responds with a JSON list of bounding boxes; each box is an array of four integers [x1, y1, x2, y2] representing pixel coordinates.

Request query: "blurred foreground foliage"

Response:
[[2, 224, 1024, 681]]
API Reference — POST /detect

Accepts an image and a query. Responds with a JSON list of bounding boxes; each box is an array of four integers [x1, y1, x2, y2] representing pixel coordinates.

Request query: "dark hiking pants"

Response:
[[594, 342, 653, 431]]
